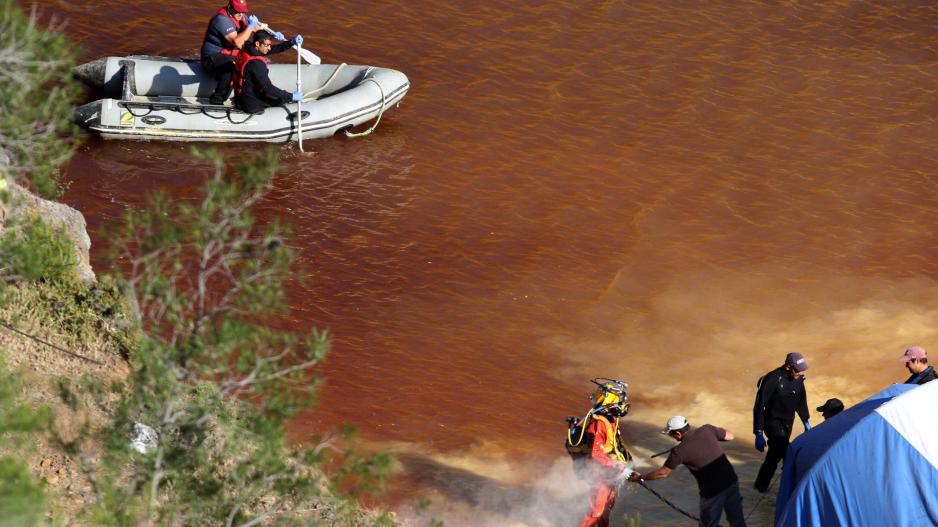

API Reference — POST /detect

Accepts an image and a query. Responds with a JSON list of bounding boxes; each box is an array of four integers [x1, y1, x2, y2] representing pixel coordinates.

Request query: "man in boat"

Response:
[[752, 352, 810, 493], [629, 416, 747, 527], [201, 0, 261, 105], [233, 31, 303, 114], [900, 346, 937, 385], [571, 380, 632, 527]]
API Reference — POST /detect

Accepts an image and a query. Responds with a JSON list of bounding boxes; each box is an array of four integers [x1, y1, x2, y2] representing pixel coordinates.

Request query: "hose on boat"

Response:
[[296, 64, 386, 138], [300, 63, 346, 101], [342, 77, 386, 138]]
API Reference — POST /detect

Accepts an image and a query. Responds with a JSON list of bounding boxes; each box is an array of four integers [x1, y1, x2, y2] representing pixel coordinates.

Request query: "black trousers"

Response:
[[699, 481, 747, 527], [754, 436, 789, 492], [234, 93, 284, 114], [201, 54, 236, 103]]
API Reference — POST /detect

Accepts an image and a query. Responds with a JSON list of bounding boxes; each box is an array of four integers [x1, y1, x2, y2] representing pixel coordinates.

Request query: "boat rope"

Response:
[[636, 480, 700, 523], [301, 63, 347, 101], [343, 77, 386, 138], [0, 319, 104, 366], [123, 104, 154, 118], [177, 105, 205, 116], [226, 110, 255, 125]]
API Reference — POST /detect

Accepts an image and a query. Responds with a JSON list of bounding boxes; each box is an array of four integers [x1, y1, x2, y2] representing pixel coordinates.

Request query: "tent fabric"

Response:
[[775, 381, 938, 527]]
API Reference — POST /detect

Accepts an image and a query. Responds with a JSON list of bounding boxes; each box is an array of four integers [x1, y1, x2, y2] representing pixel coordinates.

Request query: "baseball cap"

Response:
[[786, 352, 809, 372], [900, 346, 927, 363], [816, 398, 844, 414], [661, 415, 688, 434], [228, 0, 249, 13]]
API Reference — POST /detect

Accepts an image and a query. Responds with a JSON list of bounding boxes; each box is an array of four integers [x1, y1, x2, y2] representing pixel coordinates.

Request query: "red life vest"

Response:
[[217, 8, 246, 56], [232, 51, 269, 95]]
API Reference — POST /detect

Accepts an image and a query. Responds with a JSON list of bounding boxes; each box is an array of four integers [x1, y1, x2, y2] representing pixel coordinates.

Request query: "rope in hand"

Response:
[[636, 480, 700, 522], [0, 319, 104, 365]]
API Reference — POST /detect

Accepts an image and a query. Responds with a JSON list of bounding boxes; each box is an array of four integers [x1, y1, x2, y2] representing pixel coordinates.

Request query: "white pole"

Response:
[[296, 44, 304, 152]]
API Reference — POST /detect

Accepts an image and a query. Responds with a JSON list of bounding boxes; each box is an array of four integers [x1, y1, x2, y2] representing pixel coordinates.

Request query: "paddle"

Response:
[[296, 43, 304, 152], [257, 23, 321, 64]]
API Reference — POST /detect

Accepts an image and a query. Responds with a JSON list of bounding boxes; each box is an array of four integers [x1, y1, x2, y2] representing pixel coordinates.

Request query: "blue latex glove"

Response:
[[291, 91, 303, 102], [273, 31, 285, 41], [291, 34, 303, 46], [755, 431, 766, 452], [803, 419, 811, 431], [247, 14, 259, 29]]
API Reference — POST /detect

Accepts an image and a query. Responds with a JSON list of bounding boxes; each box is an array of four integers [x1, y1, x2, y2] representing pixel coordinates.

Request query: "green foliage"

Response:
[[0, 275, 132, 352], [66, 149, 394, 526], [0, 354, 49, 526], [0, 214, 78, 284], [0, 4, 396, 525], [0, 0, 80, 198], [0, 459, 45, 527], [623, 512, 641, 527]]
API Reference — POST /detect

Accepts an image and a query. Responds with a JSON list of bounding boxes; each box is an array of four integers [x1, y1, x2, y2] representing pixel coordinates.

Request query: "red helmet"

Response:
[[228, 0, 249, 13]]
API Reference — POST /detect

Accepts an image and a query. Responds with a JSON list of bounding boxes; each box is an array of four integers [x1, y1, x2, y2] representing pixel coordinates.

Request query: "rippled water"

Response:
[[42, 0, 938, 524]]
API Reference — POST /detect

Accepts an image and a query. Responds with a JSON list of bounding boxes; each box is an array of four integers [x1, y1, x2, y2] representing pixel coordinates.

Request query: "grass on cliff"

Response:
[[0, 0, 401, 524]]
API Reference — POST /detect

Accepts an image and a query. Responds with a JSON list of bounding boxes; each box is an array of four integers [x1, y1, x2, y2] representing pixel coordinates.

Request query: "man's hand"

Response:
[[247, 15, 259, 29], [628, 472, 643, 483], [291, 34, 303, 47], [755, 430, 766, 452]]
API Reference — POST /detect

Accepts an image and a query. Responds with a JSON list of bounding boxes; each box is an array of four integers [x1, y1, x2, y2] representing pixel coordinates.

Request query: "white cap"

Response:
[[661, 415, 688, 434]]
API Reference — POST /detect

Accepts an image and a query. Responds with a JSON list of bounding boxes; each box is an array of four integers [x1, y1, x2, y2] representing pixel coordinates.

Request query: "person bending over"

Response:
[[630, 416, 746, 527]]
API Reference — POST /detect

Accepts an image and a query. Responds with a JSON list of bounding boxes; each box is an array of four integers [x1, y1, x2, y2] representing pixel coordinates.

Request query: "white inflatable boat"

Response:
[[72, 55, 409, 142]]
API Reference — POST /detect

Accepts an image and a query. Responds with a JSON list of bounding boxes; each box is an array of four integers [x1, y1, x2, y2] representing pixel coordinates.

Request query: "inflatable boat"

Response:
[[72, 55, 409, 142]]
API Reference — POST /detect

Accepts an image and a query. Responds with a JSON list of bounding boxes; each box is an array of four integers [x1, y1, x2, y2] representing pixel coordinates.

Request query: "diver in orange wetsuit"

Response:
[[567, 379, 633, 527]]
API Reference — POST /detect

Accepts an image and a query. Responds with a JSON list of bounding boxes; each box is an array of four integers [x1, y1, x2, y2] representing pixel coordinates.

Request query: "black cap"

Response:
[[816, 398, 844, 414]]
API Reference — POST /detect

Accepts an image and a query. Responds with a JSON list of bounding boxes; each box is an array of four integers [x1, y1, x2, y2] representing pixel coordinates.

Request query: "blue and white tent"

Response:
[[775, 381, 938, 526]]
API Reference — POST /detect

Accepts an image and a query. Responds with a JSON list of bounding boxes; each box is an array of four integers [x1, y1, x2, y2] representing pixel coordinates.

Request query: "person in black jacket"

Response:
[[900, 346, 937, 385], [752, 352, 810, 493], [232, 31, 303, 114]]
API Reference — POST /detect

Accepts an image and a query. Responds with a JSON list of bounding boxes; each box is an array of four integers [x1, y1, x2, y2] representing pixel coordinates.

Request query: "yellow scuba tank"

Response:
[[564, 378, 633, 478]]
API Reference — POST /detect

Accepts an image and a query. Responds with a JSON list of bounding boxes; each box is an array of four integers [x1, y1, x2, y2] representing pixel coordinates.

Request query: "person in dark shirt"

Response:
[[752, 352, 810, 493], [900, 346, 937, 385], [629, 416, 746, 527], [232, 31, 303, 114], [201, 0, 260, 105], [816, 398, 844, 420]]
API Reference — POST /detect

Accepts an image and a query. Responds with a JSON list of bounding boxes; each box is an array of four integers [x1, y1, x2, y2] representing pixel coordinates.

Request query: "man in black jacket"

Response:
[[232, 31, 303, 114], [900, 346, 937, 385], [752, 352, 810, 493]]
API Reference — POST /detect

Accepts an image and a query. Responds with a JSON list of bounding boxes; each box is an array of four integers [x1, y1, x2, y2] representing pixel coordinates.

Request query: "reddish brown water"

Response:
[[44, 0, 938, 524]]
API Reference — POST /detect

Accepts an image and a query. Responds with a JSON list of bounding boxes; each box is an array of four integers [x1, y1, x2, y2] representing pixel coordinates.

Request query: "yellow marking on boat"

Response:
[[120, 110, 134, 126]]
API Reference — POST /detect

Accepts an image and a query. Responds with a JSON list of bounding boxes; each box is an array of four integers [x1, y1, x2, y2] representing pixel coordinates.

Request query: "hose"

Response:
[[301, 63, 347, 101], [343, 77, 386, 138], [636, 480, 700, 523]]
